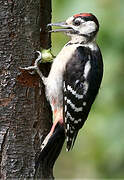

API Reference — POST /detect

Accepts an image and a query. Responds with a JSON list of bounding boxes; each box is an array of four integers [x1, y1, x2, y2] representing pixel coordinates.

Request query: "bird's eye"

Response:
[[73, 20, 81, 26]]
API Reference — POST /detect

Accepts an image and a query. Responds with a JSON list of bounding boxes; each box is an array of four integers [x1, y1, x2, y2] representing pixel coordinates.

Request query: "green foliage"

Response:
[[52, 0, 124, 178]]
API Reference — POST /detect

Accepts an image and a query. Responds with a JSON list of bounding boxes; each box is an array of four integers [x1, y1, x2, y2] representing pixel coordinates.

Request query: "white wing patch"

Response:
[[84, 60, 91, 79], [83, 60, 91, 95]]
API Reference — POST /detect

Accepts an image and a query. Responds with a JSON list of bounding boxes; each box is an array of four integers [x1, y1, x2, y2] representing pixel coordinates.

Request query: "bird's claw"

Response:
[[35, 51, 42, 65], [19, 49, 53, 83], [19, 51, 42, 73]]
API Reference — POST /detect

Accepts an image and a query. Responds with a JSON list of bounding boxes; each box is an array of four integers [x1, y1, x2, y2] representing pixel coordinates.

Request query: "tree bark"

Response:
[[0, 0, 57, 179]]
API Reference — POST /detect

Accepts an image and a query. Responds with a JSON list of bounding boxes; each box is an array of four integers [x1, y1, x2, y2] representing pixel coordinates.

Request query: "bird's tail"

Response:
[[66, 130, 79, 151]]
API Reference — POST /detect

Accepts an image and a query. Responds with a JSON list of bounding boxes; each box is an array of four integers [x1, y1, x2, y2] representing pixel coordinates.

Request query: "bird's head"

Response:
[[48, 13, 99, 43]]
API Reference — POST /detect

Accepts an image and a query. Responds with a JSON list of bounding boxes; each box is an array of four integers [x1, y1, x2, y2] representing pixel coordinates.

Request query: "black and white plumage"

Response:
[[35, 13, 103, 151], [63, 45, 103, 150]]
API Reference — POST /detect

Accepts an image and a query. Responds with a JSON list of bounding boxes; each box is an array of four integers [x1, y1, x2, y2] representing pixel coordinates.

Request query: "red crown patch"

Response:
[[74, 13, 92, 18]]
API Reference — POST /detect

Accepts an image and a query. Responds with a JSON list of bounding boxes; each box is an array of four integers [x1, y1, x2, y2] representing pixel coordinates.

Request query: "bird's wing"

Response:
[[63, 46, 103, 151]]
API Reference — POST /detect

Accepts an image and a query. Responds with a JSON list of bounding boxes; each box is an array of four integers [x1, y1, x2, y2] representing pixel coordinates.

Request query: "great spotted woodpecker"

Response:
[[23, 13, 103, 151]]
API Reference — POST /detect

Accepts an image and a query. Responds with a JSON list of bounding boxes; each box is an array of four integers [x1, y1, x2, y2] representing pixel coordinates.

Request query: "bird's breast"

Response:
[[45, 44, 79, 107]]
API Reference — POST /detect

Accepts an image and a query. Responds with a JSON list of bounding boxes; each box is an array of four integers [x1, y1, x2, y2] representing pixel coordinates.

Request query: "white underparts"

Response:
[[45, 44, 79, 107]]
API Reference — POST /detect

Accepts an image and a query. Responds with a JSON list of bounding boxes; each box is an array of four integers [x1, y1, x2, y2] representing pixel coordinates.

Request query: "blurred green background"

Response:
[[51, 0, 124, 178]]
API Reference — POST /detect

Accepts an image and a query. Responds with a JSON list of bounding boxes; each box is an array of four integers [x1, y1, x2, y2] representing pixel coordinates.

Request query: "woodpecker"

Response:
[[23, 13, 103, 151]]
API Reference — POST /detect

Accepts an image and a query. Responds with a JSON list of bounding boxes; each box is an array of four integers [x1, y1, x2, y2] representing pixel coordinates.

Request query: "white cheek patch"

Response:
[[80, 21, 96, 34]]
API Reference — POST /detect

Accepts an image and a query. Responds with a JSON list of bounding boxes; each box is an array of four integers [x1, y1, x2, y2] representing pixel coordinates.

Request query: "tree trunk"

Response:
[[0, 0, 59, 179]]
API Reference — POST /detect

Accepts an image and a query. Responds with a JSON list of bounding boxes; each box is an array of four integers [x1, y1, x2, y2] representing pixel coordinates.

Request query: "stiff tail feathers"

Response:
[[66, 130, 79, 151]]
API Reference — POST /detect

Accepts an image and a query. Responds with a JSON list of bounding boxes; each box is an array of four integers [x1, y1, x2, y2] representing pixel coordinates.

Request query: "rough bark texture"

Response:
[[0, 0, 53, 179]]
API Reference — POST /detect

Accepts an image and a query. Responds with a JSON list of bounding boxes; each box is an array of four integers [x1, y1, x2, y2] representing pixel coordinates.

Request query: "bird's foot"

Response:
[[19, 51, 42, 74], [19, 49, 54, 79]]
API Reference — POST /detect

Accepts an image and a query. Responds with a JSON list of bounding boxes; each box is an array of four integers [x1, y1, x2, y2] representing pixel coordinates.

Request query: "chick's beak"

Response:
[[47, 22, 73, 33]]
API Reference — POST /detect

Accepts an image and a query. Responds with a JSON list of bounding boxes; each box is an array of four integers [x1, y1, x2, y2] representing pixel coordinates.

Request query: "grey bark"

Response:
[[0, 0, 55, 179]]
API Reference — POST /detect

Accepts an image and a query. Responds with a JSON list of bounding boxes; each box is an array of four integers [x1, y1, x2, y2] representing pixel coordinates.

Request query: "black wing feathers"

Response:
[[63, 46, 103, 151]]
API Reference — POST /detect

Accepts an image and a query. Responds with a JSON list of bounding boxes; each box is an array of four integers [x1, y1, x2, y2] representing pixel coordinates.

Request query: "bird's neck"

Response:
[[69, 34, 96, 45]]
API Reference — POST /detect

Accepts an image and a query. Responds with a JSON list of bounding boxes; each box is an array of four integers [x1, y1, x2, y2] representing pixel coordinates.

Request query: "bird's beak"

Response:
[[47, 22, 73, 33]]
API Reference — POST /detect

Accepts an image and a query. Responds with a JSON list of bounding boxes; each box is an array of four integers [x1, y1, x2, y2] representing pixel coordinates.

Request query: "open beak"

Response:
[[47, 22, 73, 33]]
